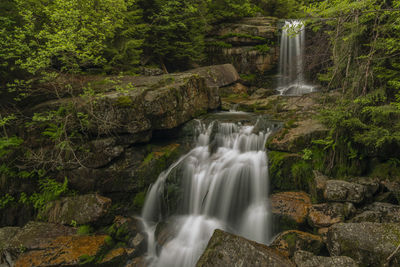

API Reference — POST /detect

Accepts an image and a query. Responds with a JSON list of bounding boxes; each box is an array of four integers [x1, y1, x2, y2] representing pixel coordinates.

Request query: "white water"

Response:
[[278, 20, 315, 95], [141, 115, 272, 267]]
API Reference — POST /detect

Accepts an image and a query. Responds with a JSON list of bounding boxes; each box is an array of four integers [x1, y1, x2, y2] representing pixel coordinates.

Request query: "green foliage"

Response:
[[0, 194, 15, 210], [30, 177, 69, 210], [145, 0, 207, 72], [252, 0, 304, 18], [77, 225, 94, 235], [207, 0, 257, 23]]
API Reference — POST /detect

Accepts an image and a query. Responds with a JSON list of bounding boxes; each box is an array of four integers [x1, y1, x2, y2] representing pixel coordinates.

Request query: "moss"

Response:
[[133, 192, 146, 210], [254, 44, 270, 54], [79, 254, 96, 265], [218, 32, 266, 42], [206, 41, 233, 48], [77, 225, 93, 236], [269, 151, 302, 192], [291, 160, 314, 192], [240, 73, 256, 83], [115, 96, 133, 107]]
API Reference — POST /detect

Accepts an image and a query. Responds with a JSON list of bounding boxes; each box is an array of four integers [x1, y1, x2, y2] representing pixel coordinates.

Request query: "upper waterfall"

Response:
[[278, 20, 315, 95]]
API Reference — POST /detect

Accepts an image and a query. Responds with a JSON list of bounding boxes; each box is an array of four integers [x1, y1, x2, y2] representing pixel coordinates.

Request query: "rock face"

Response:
[[15, 235, 109, 267], [39, 194, 112, 225], [270, 230, 324, 257], [350, 202, 400, 223], [307, 203, 355, 228], [294, 250, 359, 267], [323, 180, 367, 203], [196, 229, 294, 267], [326, 222, 400, 266], [267, 119, 327, 153], [205, 17, 279, 74], [0, 222, 77, 267], [270, 192, 312, 228]]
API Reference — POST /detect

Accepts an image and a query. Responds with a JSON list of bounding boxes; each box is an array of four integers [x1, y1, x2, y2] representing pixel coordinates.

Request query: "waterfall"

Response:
[[141, 113, 272, 267], [278, 20, 315, 95]]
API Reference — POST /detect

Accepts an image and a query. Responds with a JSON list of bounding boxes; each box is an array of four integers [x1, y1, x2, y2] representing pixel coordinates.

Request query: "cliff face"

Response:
[[204, 17, 279, 75]]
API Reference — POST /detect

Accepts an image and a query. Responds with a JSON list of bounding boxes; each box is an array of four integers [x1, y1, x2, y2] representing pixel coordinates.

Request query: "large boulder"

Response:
[[270, 192, 312, 230], [270, 230, 324, 258], [14, 235, 111, 267], [39, 194, 112, 225], [326, 222, 400, 266], [307, 203, 355, 228], [350, 202, 400, 223], [196, 229, 294, 267], [267, 119, 327, 153], [323, 180, 367, 203], [294, 250, 358, 267], [0, 222, 76, 267]]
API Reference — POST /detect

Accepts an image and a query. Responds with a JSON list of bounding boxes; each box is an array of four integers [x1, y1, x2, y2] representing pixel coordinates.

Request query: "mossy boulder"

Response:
[[307, 203, 355, 228], [270, 192, 312, 230], [270, 230, 325, 258], [350, 202, 400, 223], [196, 229, 295, 267], [269, 151, 314, 192], [294, 250, 358, 267], [39, 194, 112, 226], [326, 222, 400, 266]]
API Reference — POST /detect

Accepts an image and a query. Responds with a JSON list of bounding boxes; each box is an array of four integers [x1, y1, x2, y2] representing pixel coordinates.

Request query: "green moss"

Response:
[[206, 41, 233, 48], [269, 151, 301, 192], [77, 225, 93, 236], [254, 44, 270, 54], [115, 96, 133, 107], [240, 73, 256, 83], [79, 254, 95, 265], [133, 192, 146, 210], [291, 160, 314, 192], [219, 33, 266, 42]]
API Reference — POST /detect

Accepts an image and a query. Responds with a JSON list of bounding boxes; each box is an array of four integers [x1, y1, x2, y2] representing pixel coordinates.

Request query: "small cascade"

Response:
[[141, 113, 272, 267], [278, 20, 315, 95]]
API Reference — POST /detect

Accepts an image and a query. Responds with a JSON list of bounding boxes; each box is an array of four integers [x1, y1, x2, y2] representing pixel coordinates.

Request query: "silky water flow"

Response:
[[277, 20, 315, 95], [141, 114, 273, 267]]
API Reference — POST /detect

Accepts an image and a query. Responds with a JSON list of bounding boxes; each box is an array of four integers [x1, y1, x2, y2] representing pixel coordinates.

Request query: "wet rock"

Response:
[[307, 203, 355, 228], [294, 250, 358, 267], [270, 230, 324, 257], [349, 177, 379, 199], [0, 222, 76, 267], [196, 229, 295, 267], [326, 222, 400, 266], [39, 194, 112, 225], [15, 235, 109, 267], [81, 137, 125, 169], [311, 171, 328, 201], [155, 219, 181, 248], [323, 180, 367, 203], [270, 192, 312, 228], [7, 221, 77, 250], [126, 256, 147, 267], [250, 88, 276, 99], [219, 83, 249, 97], [100, 247, 135, 266], [267, 119, 327, 153], [350, 202, 400, 223], [380, 180, 400, 204]]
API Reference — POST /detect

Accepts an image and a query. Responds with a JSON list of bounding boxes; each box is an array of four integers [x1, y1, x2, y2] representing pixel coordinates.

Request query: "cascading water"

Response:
[[278, 20, 315, 95], [141, 113, 272, 267]]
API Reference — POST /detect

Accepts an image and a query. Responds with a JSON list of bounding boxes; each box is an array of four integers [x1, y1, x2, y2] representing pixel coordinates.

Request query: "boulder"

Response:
[[39, 194, 112, 225], [270, 192, 312, 229], [311, 171, 328, 201], [267, 119, 327, 153], [323, 180, 367, 203], [380, 180, 400, 204], [270, 230, 324, 257], [307, 203, 355, 228], [294, 250, 358, 267], [250, 88, 277, 99], [219, 83, 249, 97], [99, 247, 135, 266], [15, 235, 109, 267], [349, 177, 379, 199], [326, 222, 400, 266], [350, 202, 400, 223], [196, 229, 294, 267], [0, 222, 76, 267]]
